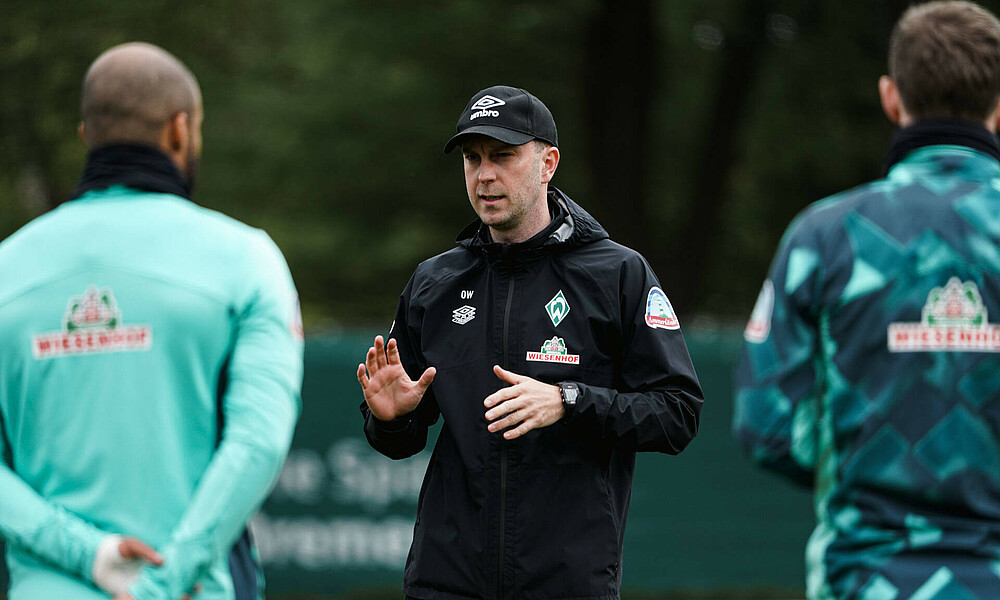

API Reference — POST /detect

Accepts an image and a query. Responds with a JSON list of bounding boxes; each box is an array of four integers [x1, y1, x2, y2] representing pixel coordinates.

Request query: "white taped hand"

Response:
[[92, 535, 146, 595]]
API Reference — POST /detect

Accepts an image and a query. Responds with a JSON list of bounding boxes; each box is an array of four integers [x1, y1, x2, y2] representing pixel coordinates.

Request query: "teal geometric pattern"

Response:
[[734, 146, 1000, 599]]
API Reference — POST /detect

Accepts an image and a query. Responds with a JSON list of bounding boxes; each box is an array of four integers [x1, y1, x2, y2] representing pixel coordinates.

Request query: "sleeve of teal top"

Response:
[[732, 211, 826, 488], [129, 232, 304, 600], [0, 438, 107, 583]]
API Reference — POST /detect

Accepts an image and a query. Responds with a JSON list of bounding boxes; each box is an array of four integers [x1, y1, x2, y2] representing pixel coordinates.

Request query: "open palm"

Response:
[[357, 335, 436, 421]]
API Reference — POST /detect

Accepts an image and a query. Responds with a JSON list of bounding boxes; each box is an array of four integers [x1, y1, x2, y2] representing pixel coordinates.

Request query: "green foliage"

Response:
[[5, 0, 999, 329]]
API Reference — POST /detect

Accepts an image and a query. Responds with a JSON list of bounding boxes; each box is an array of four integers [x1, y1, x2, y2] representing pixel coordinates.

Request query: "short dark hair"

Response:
[[81, 43, 200, 147], [889, 1, 1000, 122]]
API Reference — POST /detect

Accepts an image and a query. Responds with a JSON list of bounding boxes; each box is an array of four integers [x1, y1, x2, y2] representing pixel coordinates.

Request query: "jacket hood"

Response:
[[455, 186, 609, 251]]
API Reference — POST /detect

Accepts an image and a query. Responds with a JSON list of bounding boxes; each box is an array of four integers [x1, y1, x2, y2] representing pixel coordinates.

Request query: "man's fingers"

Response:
[[118, 538, 163, 566], [415, 366, 436, 393], [386, 337, 402, 365], [493, 364, 521, 385], [486, 400, 531, 432], [485, 396, 523, 421], [484, 385, 519, 408], [374, 335, 388, 369], [365, 346, 378, 377], [356, 364, 369, 390], [503, 420, 534, 440]]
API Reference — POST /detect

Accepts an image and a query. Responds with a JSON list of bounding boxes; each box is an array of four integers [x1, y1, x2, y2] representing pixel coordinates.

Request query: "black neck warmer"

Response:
[[884, 119, 1000, 175], [70, 144, 191, 201]]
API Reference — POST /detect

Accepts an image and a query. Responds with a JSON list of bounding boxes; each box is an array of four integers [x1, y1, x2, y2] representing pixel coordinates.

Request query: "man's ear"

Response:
[[986, 98, 1000, 133], [78, 122, 87, 145], [541, 146, 560, 184], [879, 76, 905, 126], [166, 111, 190, 153]]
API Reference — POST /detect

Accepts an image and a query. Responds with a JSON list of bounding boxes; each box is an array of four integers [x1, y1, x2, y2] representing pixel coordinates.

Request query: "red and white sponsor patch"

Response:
[[33, 326, 152, 359], [30, 285, 152, 360], [526, 336, 580, 364]]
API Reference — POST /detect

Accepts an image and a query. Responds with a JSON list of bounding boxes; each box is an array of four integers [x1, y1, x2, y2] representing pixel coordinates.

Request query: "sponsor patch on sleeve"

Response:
[[744, 280, 774, 343], [645, 287, 680, 330]]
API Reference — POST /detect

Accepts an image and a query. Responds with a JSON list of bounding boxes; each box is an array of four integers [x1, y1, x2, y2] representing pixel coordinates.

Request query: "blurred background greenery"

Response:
[[6, 0, 977, 332]]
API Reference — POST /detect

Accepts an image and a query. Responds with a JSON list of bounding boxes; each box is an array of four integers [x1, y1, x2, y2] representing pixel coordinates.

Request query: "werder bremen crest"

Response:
[[32, 286, 152, 359], [545, 290, 570, 327], [888, 277, 1000, 352]]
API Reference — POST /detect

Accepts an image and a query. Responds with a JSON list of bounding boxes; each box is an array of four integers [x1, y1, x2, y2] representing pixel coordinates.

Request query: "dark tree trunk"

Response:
[[661, 0, 773, 314], [584, 0, 658, 262]]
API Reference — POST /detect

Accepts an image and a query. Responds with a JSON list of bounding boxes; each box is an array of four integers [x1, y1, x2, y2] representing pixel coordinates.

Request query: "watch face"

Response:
[[562, 384, 578, 405]]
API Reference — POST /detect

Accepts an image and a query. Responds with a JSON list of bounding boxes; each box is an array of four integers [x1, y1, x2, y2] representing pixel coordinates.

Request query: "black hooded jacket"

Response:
[[361, 188, 703, 600]]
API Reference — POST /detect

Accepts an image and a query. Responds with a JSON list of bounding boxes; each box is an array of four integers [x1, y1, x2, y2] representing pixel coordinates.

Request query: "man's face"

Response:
[[462, 136, 546, 236]]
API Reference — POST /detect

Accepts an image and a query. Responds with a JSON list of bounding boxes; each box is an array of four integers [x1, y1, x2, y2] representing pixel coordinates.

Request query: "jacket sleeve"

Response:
[[732, 213, 824, 488], [0, 433, 107, 584], [564, 255, 704, 454], [128, 232, 303, 600], [360, 274, 440, 460]]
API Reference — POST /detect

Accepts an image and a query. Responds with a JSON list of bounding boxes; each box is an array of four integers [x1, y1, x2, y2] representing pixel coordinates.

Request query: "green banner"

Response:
[[1, 330, 814, 598], [254, 331, 814, 597]]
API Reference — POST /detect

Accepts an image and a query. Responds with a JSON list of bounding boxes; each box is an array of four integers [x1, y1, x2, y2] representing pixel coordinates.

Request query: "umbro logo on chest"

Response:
[[453, 290, 477, 325]]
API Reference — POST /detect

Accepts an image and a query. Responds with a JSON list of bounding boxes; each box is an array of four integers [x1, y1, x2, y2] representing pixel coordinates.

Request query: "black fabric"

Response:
[[884, 119, 1000, 174], [228, 529, 259, 600], [361, 187, 703, 600], [70, 144, 191, 201]]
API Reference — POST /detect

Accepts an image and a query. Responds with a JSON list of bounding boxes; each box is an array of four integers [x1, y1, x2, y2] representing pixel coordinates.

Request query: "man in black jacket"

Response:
[[357, 85, 703, 600]]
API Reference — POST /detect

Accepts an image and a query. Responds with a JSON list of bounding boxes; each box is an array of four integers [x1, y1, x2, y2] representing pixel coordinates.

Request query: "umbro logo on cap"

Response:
[[471, 95, 506, 110]]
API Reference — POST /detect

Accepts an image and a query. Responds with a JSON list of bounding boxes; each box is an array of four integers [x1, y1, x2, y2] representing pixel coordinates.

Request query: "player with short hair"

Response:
[[0, 42, 303, 600], [734, 2, 1000, 598], [358, 85, 703, 600]]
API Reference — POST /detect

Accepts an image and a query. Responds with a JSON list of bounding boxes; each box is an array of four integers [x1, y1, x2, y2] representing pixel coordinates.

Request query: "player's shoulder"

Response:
[[409, 246, 477, 297], [560, 237, 652, 277], [783, 178, 891, 244]]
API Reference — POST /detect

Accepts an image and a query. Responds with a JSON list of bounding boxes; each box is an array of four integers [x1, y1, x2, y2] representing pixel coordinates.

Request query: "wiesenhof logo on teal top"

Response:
[[888, 277, 1000, 352], [31, 286, 152, 359]]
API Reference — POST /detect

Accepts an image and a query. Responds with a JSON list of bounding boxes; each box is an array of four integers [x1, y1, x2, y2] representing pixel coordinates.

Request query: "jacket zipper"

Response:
[[498, 255, 515, 600]]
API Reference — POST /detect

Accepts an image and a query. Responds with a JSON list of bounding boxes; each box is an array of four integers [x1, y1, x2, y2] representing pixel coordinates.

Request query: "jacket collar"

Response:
[[70, 143, 191, 201], [455, 187, 609, 256], [884, 119, 1000, 175]]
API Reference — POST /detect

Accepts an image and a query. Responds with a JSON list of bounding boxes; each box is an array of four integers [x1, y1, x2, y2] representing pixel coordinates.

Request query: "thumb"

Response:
[[415, 366, 436, 393], [493, 364, 520, 385], [118, 538, 164, 566]]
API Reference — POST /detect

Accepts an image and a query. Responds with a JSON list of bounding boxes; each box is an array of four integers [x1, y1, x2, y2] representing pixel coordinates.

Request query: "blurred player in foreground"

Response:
[[0, 43, 303, 599], [734, 2, 1000, 598], [357, 85, 703, 600]]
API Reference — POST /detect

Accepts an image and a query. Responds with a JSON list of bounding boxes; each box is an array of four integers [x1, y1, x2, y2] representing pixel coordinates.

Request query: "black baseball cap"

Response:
[[443, 85, 559, 153]]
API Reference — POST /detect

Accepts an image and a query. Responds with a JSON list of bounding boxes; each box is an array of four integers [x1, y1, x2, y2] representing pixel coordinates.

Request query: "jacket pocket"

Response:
[[407, 464, 488, 598], [512, 464, 621, 599]]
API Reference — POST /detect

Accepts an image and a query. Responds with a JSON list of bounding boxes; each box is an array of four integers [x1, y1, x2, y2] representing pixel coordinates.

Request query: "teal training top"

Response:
[[734, 145, 1000, 600], [0, 185, 303, 600]]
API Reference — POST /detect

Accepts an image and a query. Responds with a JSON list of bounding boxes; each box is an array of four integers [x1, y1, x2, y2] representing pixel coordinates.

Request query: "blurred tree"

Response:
[[584, 0, 658, 264], [5, 0, 998, 330]]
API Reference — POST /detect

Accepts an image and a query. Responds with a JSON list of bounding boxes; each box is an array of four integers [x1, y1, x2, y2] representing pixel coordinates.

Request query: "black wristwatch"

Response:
[[559, 382, 580, 411]]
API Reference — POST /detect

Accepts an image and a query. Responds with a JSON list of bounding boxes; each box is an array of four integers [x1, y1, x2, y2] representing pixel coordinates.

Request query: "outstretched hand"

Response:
[[483, 366, 564, 439], [357, 335, 436, 421]]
